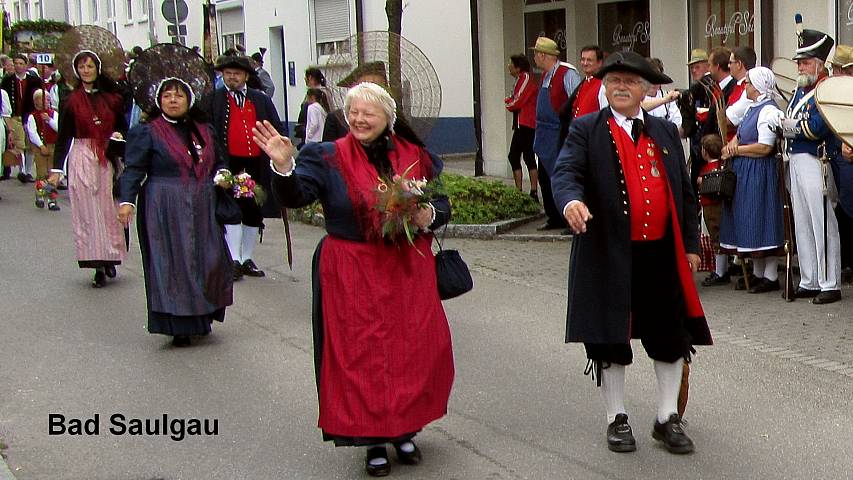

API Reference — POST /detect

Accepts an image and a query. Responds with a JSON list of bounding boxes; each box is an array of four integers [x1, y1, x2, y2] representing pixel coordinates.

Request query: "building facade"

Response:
[[6, 0, 850, 172]]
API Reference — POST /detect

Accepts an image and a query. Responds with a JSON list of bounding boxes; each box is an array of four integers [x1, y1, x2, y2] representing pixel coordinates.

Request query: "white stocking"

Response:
[[599, 364, 627, 424], [715, 254, 728, 277], [653, 358, 684, 423], [764, 256, 779, 281], [241, 226, 259, 262], [224, 224, 243, 263]]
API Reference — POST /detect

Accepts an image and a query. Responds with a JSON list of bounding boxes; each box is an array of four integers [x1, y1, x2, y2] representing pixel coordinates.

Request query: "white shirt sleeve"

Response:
[[48, 110, 59, 132], [756, 104, 784, 146], [598, 84, 609, 109], [666, 100, 682, 129], [1, 90, 11, 118], [25, 114, 44, 148], [49, 88, 59, 111], [305, 103, 327, 143], [726, 95, 752, 126]]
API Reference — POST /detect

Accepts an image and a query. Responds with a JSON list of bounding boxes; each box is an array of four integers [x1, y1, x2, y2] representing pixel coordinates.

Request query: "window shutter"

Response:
[[314, 0, 350, 43], [219, 8, 244, 34]]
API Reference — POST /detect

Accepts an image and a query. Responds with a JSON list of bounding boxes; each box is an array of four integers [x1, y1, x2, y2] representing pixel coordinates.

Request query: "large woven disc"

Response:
[[128, 43, 214, 114], [55, 25, 125, 82]]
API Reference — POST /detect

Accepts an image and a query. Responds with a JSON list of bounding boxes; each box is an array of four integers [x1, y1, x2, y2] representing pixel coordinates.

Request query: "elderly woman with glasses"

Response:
[[253, 82, 454, 477], [719, 66, 786, 293]]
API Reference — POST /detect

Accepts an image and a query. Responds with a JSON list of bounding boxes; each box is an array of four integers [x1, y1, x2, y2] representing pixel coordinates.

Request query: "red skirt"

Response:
[[317, 235, 455, 439]]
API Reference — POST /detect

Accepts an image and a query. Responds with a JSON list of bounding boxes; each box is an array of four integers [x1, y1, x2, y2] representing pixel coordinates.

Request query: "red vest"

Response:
[[34, 109, 58, 145], [610, 117, 670, 241], [227, 94, 260, 157], [545, 63, 574, 113], [572, 77, 603, 119]]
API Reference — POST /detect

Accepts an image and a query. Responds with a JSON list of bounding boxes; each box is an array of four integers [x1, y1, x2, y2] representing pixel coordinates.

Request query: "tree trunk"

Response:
[[385, 0, 404, 108]]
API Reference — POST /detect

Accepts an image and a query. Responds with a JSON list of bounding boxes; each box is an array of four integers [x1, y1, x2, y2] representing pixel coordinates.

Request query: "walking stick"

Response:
[[281, 207, 293, 270], [777, 134, 796, 301], [818, 142, 830, 283]]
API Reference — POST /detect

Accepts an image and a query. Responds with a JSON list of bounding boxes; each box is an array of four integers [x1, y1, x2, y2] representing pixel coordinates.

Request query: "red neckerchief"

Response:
[[150, 116, 215, 183], [67, 88, 120, 165], [332, 133, 433, 242]]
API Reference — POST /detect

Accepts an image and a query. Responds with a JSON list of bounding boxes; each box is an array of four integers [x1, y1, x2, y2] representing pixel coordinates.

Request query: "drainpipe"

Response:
[[470, 0, 484, 176]]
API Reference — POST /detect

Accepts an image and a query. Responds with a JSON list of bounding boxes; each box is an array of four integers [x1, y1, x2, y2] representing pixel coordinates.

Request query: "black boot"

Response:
[[365, 445, 390, 477]]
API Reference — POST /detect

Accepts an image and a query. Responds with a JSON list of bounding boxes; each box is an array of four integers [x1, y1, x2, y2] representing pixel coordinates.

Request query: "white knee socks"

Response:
[[224, 224, 242, 263], [241, 226, 259, 262], [654, 359, 684, 423], [715, 254, 728, 277], [752, 258, 766, 279], [763, 257, 779, 281], [599, 364, 627, 424]]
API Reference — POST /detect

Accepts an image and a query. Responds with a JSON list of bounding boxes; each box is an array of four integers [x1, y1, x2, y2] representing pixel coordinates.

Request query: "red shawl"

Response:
[[65, 88, 123, 165]]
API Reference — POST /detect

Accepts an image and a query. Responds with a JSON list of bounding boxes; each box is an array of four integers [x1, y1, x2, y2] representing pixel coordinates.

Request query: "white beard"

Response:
[[797, 73, 817, 88]]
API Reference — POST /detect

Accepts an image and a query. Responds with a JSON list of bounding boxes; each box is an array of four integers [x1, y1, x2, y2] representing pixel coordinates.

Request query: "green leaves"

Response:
[[439, 173, 540, 224]]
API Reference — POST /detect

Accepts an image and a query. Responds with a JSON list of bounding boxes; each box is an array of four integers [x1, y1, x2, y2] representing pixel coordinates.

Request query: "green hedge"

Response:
[[290, 172, 540, 226]]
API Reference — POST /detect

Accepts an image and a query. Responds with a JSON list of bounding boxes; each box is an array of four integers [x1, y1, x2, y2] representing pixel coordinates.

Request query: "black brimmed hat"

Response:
[[594, 50, 672, 85], [214, 55, 254, 73], [336, 61, 387, 87], [793, 29, 834, 62]]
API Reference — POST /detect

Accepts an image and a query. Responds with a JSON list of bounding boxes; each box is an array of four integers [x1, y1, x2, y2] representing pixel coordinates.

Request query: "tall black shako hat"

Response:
[[792, 14, 834, 62], [214, 55, 254, 73], [594, 50, 672, 85]]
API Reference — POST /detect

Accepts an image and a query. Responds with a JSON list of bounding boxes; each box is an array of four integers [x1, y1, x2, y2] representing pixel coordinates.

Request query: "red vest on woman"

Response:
[[227, 94, 260, 157], [34, 109, 58, 145]]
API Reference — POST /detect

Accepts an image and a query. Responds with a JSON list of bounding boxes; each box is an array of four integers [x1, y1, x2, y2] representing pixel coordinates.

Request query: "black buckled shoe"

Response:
[[812, 290, 841, 305], [748, 278, 780, 294], [607, 413, 636, 452], [242, 259, 265, 277], [365, 445, 390, 477], [104, 265, 117, 278], [48, 201, 60, 211], [232, 260, 244, 281], [792, 287, 820, 299], [393, 440, 423, 465], [702, 272, 730, 286], [652, 413, 694, 454], [92, 269, 106, 288]]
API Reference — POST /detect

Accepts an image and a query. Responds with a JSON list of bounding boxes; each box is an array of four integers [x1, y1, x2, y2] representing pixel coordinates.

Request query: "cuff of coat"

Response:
[[270, 158, 296, 177], [562, 200, 581, 219], [422, 203, 437, 232], [119, 202, 135, 210]]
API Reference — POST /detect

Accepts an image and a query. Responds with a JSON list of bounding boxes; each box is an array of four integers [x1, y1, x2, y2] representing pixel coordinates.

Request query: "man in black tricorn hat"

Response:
[[551, 50, 712, 454], [207, 54, 285, 280], [780, 20, 842, 304]]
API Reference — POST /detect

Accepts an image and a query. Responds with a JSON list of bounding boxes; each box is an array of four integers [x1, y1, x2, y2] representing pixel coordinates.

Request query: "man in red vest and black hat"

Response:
[[552, 50, 712, 455], [208, 55, 285, 280]]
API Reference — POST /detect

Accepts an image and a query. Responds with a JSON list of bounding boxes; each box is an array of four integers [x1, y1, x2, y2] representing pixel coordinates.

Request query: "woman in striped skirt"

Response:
[[719, 66, 785, 293], [49, 50, 128, 287]]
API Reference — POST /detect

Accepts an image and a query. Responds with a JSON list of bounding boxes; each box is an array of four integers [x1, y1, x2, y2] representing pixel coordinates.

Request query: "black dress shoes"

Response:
[[242, 259, 265, 277], [92, 269, 106, 288], [393, 440, 422, 465], [702, 272, 730, 286], [232, 260, 244, 281], [365, 445, 390, 477], [812, 290, 841, 305], [172, 335, 191, 347], [104, 265, 117, 278], [735, 273, 757, 291], [652, 413, 694, 454], [792, 287, 820, 299], [748, 278, 780, 294], [607, 413, 636, 452]]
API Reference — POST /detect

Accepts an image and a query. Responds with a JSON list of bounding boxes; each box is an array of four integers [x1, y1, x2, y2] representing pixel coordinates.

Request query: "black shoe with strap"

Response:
[[48, 201, 60, 211], [242, 259, 265, 277], [607, 413, 636, 452], [702, 272, 730, 286], [365, 445, 390, 477], [748, 278, 780, 294], [652, 413, 694, 454], [393, 440, 422, 465]]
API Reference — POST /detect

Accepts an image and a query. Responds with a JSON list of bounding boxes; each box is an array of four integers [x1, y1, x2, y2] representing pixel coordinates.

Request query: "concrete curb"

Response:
[[0, 455, 16, 480]]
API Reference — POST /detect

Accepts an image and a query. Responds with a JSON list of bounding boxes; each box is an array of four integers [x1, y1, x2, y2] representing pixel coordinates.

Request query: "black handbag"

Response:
[[434, 227, 473, 300], [699, 161, 736, 200], [215, 186, 242, 225]]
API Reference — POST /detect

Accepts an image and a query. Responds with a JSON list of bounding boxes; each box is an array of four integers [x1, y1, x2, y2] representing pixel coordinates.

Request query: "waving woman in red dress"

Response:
[[254, 82, 455, 477]]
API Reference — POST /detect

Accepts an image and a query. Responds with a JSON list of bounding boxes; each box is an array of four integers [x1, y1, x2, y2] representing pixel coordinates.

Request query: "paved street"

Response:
[[1, 179, 852, 479]]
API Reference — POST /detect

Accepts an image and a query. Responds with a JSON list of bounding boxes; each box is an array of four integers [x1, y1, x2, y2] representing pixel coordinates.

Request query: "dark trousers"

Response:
[[508, 126, 537, 171], [837, 206, 853, 270], [585, 235, 691, 365], [230, 155, 265, 228], [538, 166, 564, 227]]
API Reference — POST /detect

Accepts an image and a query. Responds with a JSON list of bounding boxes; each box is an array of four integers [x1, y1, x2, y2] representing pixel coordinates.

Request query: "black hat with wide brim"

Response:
[[594, 50, 673, 85], [793, 29, 834, 62], [214, 55, 254, 73], [336, 61, 387, 87]]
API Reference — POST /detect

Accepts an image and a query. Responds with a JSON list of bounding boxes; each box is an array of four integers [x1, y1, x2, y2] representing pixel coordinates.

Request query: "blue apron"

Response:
[[533, 80, 561, 176]]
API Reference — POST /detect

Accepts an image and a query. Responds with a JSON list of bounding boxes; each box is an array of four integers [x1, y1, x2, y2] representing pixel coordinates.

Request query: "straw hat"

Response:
[[529, 37, 561, 57], [831, 44, 853, 69], [687, 48, 709, 65]]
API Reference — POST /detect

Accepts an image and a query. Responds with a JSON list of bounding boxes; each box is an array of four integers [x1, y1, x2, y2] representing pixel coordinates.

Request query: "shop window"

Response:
[[524, 8, 567, 65], [598, 0, 650, 57], [689, 0, 755, 51], [840, 0, 853, 46]]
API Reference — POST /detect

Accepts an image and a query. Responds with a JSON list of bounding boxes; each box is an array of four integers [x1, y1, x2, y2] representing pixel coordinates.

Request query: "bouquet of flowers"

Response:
[[374, 162, 438, 246], [213, 170, 266, 206], [34, 179, 58, 200]]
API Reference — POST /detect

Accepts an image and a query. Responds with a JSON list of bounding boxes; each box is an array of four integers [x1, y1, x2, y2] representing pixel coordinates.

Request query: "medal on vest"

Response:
[[650, 159, 661, 177]]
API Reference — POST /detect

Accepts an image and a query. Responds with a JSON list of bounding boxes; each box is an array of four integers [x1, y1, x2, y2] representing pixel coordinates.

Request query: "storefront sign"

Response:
[[690, 0, 755, 50], [598, 1, 650, 56], [704, 10, 754, 43]]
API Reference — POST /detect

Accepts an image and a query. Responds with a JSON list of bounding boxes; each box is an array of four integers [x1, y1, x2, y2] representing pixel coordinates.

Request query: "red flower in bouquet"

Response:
[[374, 161, 436, 246]]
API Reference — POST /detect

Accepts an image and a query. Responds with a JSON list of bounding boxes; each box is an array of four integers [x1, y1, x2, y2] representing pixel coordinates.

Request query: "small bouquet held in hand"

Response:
[[375, 162, 437, 246], [213, 170, 266, 206], [34, 179, 58, 200]]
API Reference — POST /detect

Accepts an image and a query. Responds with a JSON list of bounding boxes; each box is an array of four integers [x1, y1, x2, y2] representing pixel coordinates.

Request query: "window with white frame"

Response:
[[33, 0, 42, 20], [22, 0, 30, 20], [125, 0, 133, 20], [219, 8, 245, 53], [91, 0, 99, 21], [314, 0, 351, 58], [138, 0, 147, 18], [13, 2, 21, 21]]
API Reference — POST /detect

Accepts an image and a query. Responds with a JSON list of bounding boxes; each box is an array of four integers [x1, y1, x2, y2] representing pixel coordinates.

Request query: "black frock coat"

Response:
[[551, 108, 711, 346]]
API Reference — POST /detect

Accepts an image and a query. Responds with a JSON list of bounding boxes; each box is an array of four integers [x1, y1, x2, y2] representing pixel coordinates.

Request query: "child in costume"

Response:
[[26, 89, 60, 210]]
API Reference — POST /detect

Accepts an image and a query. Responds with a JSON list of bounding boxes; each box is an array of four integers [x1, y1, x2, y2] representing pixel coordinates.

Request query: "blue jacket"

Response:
[[786, 85, 832, 156]]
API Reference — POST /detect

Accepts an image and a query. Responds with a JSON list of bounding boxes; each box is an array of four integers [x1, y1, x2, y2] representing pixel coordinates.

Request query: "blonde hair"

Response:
[[344, 82, 397, 132]]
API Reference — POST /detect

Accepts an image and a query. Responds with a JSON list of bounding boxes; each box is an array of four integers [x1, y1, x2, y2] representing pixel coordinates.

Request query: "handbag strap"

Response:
[[433, 210, 452, 252]]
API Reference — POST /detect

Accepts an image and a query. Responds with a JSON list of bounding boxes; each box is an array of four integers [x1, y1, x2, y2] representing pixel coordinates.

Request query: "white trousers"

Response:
[[788, 153, 841, 290]]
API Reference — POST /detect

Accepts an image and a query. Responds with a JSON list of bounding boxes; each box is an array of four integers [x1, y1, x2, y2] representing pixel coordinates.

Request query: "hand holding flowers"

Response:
[[213, 170, 266, 206], [375, 161, 439, 246]]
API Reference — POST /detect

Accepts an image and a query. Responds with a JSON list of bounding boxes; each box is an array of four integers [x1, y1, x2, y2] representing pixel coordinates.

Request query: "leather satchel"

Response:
[[698, 161, 736, 200], [434, 226, 473, 300]]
